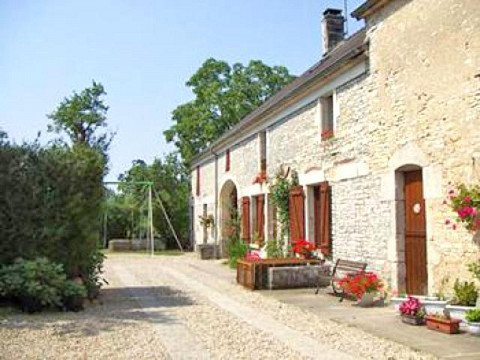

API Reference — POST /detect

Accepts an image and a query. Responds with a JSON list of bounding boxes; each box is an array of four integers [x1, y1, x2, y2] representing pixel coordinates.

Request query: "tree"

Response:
[[112, 153, 189, 248], [164, 58, 295, 166], [47, 81, 112, 152]]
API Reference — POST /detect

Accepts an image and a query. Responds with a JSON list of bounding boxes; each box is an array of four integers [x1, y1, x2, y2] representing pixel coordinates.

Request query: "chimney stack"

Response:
[[322, 8, 345, 54]]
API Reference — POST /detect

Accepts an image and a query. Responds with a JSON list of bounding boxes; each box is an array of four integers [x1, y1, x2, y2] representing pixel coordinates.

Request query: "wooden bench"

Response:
[[315, 259, 367, 300]]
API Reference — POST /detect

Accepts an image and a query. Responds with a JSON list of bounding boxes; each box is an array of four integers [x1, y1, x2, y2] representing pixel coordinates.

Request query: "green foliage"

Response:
[[82, 250, 107, 300], [164, 58, 295, 166], [228, 240, 248, 269], [265, 239, 285, 258], [111, 154, 189, 249], [468, 262, 480, 281], [47, 81, 113, 153], [466, 308, 480, 322], [269, 168, 298, 244], [0, 140, 105, 278], [453, 279, 478, 306], [0, 258, 86, 312]]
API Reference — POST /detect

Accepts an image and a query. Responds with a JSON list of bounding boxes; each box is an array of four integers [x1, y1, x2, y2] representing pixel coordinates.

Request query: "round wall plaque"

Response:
[[412, 203, 422, 214]]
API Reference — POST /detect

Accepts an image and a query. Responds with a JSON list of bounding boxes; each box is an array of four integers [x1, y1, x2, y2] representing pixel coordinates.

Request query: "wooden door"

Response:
[[289, 185, 305, 243], [241, 196, 250, 243], [404, 170, 428, 295], [255, 195, 265, 244], [313, 182, 331, 255]]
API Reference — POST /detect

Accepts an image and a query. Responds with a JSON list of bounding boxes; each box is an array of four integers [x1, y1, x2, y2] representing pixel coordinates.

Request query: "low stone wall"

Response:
[[108, 238, 167, 252], [267, 264, 331, 290]]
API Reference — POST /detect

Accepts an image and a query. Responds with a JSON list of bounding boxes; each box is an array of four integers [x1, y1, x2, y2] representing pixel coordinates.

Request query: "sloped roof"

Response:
[[191, 28, 367, 167]]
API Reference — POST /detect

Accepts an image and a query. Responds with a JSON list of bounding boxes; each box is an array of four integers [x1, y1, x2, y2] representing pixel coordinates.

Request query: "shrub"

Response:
[[466, 309, 480, 323], [81, 249, 107, 299], [453, 279, 478, 306], [0, 258, 87, 313], [61, 280, 87, 312]]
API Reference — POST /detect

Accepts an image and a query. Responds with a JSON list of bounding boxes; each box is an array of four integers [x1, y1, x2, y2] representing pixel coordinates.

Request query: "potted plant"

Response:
[[199, 214, 215, 228], [465, 308, 480, 336], [425, 314, 461, 334], [291, 239, 315, 259], [337, 271, 383, 307], [399, 296, 425, 325], [445, 279, 478, 328]]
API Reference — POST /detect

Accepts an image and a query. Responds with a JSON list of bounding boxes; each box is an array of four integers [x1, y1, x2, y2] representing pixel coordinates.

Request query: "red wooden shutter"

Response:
[[242, 196, 251, 243], [289, 185, 305, 243], [196, 166, 200, 196], [319, 181, 331, 255], [256, 195, 265, 244], [225, 149, 230, 172]]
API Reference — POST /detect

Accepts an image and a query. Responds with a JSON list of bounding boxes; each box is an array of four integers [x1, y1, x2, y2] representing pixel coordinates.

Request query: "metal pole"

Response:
[[148, 185, 154, 256], [153, 188, 184, 252]]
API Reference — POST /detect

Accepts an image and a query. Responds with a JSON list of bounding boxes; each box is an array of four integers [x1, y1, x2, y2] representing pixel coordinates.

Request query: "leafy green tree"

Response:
[[164, 58, 295, 166], [47, 81, 112, 152], [111, 154, 189, 248]]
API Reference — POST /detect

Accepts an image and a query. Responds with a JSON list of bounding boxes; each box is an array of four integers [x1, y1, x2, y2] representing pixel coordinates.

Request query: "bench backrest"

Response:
[[332, 259, 367, 279]]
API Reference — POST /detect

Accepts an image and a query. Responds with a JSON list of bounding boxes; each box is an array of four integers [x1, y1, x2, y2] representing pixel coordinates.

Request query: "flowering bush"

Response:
[[445, 184, 480, 232], [399, 296, 425, 318], [252, 171, 267, 185], [337, 271, 383, 300], [292, 239, 315, 256]]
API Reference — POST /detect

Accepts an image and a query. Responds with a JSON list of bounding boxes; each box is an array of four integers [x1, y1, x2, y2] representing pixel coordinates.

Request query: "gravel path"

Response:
[[0, 253, 437, 360]]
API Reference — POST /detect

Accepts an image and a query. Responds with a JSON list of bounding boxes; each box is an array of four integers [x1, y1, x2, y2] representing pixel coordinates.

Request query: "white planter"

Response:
[[358, 292, 375, 307], [445, 305, 477, 329], [467, 322, 480, 336]]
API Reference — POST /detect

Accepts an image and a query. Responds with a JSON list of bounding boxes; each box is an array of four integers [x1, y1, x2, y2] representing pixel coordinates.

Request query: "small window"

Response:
[[260, 131, 267, 172], [225, 149, 230, 172], [321, 94, 334, 140], [196, 166, 200, 196]]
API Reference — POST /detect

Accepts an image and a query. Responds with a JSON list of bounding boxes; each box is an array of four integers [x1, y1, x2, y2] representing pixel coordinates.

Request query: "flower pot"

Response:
[[467, 322, 480, 336], [401, 314, 425, 326], [425, 316, 461, 334], [445, 305, 476, 330], [357, 292, 375, 307]]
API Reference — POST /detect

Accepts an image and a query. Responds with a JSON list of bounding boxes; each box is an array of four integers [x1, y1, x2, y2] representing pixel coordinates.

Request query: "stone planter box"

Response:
[[401, 314, 425, 326], [197, 244, 218, 260], [445, 305, 477, 330], [267, 264, 329, 290]]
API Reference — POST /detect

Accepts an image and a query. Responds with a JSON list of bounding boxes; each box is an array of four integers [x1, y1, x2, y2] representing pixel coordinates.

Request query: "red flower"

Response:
[[292, 239, 315, 255], [445, 219, 451, 225], [337, 271, 383, 300]]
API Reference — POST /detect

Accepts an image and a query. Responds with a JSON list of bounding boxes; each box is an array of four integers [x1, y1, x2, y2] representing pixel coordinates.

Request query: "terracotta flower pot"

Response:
[[425, 316, 461, 334]]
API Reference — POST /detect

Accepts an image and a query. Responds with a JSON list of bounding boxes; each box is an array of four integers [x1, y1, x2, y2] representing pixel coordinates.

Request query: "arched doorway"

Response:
[[219, 180, 238, 257], [396, 165, 428, 295]]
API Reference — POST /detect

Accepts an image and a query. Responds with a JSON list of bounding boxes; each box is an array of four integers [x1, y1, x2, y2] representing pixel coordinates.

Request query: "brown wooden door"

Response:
[[289, 185, 305, 243], [255, 195, 265, 244], [241, 196, 250, 243], [404, 170, 428, 295], [313, 182, 331, 255]]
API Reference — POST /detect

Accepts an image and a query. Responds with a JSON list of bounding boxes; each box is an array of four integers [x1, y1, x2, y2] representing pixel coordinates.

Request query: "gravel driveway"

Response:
[[0, 253, 436, 360]]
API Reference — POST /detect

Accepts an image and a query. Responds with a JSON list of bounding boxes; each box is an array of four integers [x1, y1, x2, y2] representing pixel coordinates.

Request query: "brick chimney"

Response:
[[322, 8, 345, 54]]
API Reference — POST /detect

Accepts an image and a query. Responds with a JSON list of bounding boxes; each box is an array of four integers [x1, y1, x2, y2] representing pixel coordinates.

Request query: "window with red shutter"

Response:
[[241, 196, 250, 243], [225, 149, 230, 172], [314, 182, 331, 254], [196, 166, 200, 196], [289, 185, 305, 243]]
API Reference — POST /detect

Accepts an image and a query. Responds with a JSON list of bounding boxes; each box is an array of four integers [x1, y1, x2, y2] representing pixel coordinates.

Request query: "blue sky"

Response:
[[1, 0, 364, 180]]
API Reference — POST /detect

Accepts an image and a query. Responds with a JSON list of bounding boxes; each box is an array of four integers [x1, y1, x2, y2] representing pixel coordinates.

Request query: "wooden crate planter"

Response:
[[236, 258, 322, 290], [425, 316, 461, 334], [401, 314, 425, 326]]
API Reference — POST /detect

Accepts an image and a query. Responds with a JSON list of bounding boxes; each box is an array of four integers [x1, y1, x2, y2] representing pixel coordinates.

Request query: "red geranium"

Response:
[[337, 271, 383, 300], [292, 239, 315, 256]]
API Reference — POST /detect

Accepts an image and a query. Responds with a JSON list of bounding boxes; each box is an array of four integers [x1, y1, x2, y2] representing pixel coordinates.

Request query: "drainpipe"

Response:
[[211, 148, 219, 258]]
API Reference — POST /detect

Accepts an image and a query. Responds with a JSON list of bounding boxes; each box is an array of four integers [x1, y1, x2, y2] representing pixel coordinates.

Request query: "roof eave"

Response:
[[351, 0, 391, 20]]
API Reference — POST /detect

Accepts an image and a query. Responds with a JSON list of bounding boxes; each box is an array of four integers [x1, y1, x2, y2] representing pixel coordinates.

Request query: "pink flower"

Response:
[[442, 200, 448, 205], [445, 219, 451, 225], [448, 189, 455, 195], [464, 196, 472, 204]]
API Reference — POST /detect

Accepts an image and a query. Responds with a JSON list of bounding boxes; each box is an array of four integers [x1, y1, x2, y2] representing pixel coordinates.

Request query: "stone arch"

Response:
[[219, 180, 238, 257]]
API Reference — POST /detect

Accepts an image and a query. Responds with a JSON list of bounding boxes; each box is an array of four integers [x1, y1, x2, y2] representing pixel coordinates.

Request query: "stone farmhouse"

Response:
[[189, 0, 480, 295]]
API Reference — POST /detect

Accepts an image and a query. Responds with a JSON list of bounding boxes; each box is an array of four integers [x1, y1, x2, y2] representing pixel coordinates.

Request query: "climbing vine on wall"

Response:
[[269, 166, 298, 248]]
